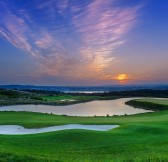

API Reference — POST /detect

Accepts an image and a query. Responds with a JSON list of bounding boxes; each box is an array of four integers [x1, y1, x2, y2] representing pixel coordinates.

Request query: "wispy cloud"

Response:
[[72, 0, 142, 78], [0, 0, 143, 81]]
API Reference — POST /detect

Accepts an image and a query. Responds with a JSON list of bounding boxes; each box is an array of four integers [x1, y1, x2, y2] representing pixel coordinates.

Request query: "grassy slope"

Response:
[[0, 109, 168, 162], [136, 98, 168, 105], [0, 89, 118, 107], [126, 99, 168, 111], [42, 95, 118, 102], [42, 95, 99, 101]]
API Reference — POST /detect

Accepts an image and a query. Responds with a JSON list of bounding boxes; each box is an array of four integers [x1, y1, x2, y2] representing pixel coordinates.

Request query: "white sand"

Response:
[[0, 124, 119, 135]]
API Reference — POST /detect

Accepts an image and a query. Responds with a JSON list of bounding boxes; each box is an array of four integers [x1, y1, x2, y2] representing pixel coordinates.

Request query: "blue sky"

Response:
[[0, 0, 168, 85]]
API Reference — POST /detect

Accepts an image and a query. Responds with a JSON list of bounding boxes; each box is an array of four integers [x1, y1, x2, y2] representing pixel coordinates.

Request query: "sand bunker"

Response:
[[0, 124, 119, 135]]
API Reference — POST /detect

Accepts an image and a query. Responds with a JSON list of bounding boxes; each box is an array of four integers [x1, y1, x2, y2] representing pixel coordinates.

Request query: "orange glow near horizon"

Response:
[[115, 74, 128, 83]]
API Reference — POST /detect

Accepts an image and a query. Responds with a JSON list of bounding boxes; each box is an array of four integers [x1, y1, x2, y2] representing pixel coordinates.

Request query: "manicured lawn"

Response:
[[42, 95, 117, 101], [42, 95, 99, 101], [0, 99, 168, 161], [135, 98, 168, 105]]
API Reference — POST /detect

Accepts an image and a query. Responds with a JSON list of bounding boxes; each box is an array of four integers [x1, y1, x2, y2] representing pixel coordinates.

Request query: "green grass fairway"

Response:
[[135, 98, 168, 105], [126, 98, 168, 111], [41, 95, 118, 102], [42, 95, 102, 101], [0, 99, 168, 161]]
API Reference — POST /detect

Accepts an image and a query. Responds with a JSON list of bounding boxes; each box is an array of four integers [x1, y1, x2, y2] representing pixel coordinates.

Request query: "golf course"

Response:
[[0, 89, 168, 162], [0, 0, 168, 161]]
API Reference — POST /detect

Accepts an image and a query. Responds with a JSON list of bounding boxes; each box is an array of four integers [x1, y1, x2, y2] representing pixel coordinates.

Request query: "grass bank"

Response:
[[0, 89, 119, 106], [126, 98, 168, 111], [0, 101, 168, 161], [1, 89, 168, 107]]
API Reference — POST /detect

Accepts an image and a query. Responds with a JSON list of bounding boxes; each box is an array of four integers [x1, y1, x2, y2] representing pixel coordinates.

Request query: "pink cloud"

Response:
[[0, 0, 143, 81], [72, 0, 142, 78]]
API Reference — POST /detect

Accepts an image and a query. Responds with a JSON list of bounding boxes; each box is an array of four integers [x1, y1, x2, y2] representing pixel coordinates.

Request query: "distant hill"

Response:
[[0, 84, 168, 93]]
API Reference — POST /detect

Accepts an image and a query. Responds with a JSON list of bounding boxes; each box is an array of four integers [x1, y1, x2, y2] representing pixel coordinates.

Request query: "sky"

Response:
[[0, 0, 168, 86]]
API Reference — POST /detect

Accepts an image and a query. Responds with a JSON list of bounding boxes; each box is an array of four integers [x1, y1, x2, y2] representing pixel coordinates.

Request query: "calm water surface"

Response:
[[0, 98, 152, 116]]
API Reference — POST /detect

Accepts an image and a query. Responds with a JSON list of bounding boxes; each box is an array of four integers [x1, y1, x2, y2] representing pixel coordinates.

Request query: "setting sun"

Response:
[[116, 74, 128, 82]]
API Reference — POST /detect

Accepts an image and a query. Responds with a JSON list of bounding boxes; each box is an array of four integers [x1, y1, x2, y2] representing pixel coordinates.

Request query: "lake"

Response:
[[0, 98, 152, 116]]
